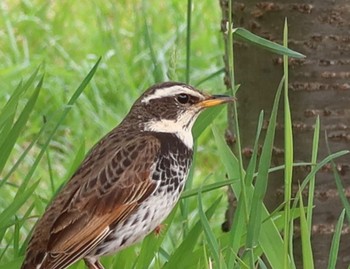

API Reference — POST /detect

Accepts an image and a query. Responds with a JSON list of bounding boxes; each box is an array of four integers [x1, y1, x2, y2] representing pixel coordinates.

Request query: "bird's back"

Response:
[[21, 126, 144, 268]]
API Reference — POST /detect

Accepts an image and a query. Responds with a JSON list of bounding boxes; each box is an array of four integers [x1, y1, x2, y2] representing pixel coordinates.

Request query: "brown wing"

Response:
[[22, 134, 160, 269]]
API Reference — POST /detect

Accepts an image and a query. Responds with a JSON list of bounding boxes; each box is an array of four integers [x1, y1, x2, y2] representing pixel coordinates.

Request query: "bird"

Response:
[[21, 81, 235, 269]]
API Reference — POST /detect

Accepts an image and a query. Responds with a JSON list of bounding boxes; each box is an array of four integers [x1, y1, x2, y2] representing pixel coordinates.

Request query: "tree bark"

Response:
[[220, 1, 350, 268]]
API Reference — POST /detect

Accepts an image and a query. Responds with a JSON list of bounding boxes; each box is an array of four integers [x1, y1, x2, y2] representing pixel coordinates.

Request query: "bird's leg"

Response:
[[84, 258, 105, 269]]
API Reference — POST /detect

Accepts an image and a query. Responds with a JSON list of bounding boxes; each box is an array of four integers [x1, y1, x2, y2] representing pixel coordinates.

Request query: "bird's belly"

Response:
[[92, 183, 183, 257]]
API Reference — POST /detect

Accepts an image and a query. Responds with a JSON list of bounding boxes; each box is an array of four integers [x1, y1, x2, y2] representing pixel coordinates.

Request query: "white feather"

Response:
[[143, 110, 199, 149], [141, 85, 204, 104]]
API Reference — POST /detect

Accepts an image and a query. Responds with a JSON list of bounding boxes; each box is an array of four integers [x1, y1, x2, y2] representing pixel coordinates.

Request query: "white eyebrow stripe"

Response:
[[141, 85, 204, 103]]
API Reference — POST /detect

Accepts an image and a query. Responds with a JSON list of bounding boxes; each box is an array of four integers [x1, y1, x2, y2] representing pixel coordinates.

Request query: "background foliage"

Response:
[[0, 1, 349, 269], [0, 1, 229, 268]]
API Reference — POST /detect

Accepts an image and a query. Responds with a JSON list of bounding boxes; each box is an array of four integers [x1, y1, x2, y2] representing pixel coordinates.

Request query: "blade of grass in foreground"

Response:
[[191, 103, 226, 221], [18, 203, 36, 256], [326, 134, 350, 224], [283, 19, 294, 269], [195, 68, 225, 86], [0, 107, 46, 189], [0, 67, 39, 132], [7, 60, 101, 259], [181, 178, 237, 199], [245, 110, 264, 187], [224, 111, 263, 268], [213, 125, 287, 269], [233, 28, 305, 59], [185, 0, 192, 84], [0, 215, 24, 260], [0, 180, 40, 232], [225, 196, 245, 268], [244, 76, 283, 267], [141, 1, 161, 83], [296, 116, 321, 269], [0, 84, 20, 139], [212, 125, 244, 267], [327, 209, 345, 269], [20, 58, 101, 193], [291, 150, 349, 210], [0, 75, 43, 174], [211, 126, 241, 194], [163, 197, 221, 269], [226, 0, 247, 233], [298, 187, 314, 269], [193, 106, 224, 139], [0, 258, 23, 269], [0, 75, 43, 247], [331, 165, 350, 223], [307, 116, 320, 230], [197, 186, 221, 269]]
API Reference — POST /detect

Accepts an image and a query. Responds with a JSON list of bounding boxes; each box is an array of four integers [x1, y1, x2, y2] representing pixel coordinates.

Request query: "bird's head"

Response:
[[124, 82, 235, 148]]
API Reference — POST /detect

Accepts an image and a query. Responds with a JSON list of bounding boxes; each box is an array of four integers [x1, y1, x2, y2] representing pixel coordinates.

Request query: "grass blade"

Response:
[[164, 197, 221, 269], [181, 178, 237, 199], [211, 126, 241, 194], [326, 135, 350, 223], [0, 67, 39, 132], [0, 181, 40, 231], [195, 68, 225, 86], [0, 258, 23, 269], [141, 1, 161, 82], [197, 187, 220, 268], [193, 106, 224, 139], [185, 0, 192, 84], [244, 110, 264, 187], [298, 188, 314, 269], [244, 76, 283, 265], [213, 119, 288, 269], [20, 58, 101, 192], [282, 19, 294, 269], [0, 118, 46, 189], [224, 191, 245, 267], [307, 116, 320, 230], [0, 75, 43, 173], [292, 150, 349, 209], [331, 165, 350, 223], [225, 111, 263, 267], [233, 28, 305, 58], [327, 210, 345, 269]]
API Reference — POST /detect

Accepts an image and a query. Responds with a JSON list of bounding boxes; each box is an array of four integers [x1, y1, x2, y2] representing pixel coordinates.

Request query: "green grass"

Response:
[[1, 1, 349, 269]]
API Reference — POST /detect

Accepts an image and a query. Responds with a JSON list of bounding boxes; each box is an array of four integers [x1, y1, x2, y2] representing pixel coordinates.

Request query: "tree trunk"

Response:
[[219, 0, 350, 268]]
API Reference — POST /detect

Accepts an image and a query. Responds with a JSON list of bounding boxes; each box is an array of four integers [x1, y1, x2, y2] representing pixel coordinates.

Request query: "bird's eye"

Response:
[[177, 94, 190, 104]]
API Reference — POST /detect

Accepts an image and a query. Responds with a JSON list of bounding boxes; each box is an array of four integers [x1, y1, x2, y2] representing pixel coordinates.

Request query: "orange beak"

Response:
[[198, 94, 236, 108]]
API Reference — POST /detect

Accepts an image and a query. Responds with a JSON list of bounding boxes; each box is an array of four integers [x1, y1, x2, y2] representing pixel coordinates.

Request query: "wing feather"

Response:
[[26, 134, 160, 269]]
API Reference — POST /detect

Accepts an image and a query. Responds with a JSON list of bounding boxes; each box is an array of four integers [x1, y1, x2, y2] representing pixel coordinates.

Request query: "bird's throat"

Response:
[[143, 118, 195, 149]]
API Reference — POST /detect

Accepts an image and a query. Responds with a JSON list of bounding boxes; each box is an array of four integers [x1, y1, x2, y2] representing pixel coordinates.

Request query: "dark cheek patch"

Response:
[[147, 98, 179, 120]]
